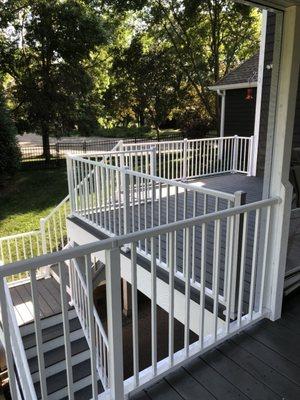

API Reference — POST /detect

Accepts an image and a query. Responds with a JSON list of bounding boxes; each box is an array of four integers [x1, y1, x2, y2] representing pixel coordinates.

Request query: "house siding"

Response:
[[256, 12, 276, 176], [257, 12, 300, 174], [223, 89, 256, 137]]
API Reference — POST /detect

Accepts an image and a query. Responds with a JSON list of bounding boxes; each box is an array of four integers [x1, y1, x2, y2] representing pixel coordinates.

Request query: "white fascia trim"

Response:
[[208, 82, 258, 91]]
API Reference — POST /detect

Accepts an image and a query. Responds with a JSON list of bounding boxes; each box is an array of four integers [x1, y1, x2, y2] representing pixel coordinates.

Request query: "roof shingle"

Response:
[[212, 53, 259, 88]]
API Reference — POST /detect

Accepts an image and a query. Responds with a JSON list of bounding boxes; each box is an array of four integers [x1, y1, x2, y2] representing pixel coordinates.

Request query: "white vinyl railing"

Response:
[[69, 257, 109, 390], [0, 279, 37, 400], [0, 196, 278, 399], [0, 196, 70, 285], [121, 135, 254, 179]]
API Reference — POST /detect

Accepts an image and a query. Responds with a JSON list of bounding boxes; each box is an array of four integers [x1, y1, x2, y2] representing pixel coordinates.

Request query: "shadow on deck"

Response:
[[131, 288, 300, 400]]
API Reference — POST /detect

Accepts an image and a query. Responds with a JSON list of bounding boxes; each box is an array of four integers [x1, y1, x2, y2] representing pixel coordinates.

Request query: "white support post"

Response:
[[151, 146, 157, 203], [262, 6, 300, 321], [105, 247, 124, 400], [150, 146, 157, 177], [232, 135, 238, 173], [66, 157, 76, 214], [228, 191, 247, 319], [252, 10, 268, 177], [182, 138, 188, 181], [218, 90, 226, 161], [122, 167, 130, 236], [247, 136, 254, 177], [119, 140, 124, 169], [39, 218, 50, 278]]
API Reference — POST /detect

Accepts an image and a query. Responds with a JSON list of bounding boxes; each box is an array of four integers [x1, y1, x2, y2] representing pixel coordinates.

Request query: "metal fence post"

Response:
[[182, 138, 188, 181], [105, 247, 124, 400], [228, 190, 247, 319]]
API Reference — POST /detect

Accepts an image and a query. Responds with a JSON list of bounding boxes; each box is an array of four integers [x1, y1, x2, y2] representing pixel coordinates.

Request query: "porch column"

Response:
[[252, 10, 268, 176], [263, 6, 300, 320]]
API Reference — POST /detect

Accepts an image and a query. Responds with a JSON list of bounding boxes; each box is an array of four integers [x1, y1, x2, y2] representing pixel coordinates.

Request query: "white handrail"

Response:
[[69, 258, 109, 389], [0, 196, 279, 399], [0, 197, 279, 276], [1, 280, 37, 399]]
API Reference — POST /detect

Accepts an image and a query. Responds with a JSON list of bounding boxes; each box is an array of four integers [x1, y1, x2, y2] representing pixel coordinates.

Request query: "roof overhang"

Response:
[[237, 0, 300, 11], [208, 82, 258, 91]]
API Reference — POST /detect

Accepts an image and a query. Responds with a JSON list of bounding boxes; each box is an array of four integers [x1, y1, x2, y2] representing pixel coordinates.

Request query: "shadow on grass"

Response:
[[0, 167, 68, 234]]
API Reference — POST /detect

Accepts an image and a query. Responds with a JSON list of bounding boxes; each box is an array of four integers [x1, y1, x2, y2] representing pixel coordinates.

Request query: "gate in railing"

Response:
[[0, 196, 278, 399]]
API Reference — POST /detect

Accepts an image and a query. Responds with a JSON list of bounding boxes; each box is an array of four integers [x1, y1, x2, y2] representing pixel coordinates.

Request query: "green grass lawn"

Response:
[[0, 167, 68, 238]]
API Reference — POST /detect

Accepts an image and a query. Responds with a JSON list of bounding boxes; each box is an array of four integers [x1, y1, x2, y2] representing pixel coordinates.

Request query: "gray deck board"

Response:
[[131, 289, 300, 400], [9, 276, 67, 326], [81, 173, 263, 311]]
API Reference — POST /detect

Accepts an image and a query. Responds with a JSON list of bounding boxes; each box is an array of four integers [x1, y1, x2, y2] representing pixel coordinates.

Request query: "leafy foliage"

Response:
[[0, 86, 20, 185], [0, 0, 261, 149]]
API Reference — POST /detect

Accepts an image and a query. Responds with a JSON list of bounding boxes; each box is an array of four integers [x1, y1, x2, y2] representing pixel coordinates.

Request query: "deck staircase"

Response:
[[19, 308, 103, 400]]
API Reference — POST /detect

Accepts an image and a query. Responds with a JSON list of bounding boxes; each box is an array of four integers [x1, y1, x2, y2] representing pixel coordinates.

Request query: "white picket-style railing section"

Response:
[[121, 135, 254, 179], [0, 196, 70, 285], [68, 154, 238, 235], [69, 257, 109, 390], [0, 196, 278, 399], [40, 195, 70, 253]]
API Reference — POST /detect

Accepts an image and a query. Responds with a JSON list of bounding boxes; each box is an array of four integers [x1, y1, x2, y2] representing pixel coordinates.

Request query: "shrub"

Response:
[[0, 91, 21, 185]]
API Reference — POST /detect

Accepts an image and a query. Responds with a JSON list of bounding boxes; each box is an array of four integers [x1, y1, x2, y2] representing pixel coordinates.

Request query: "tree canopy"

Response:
[[0, 0, 261, 155]]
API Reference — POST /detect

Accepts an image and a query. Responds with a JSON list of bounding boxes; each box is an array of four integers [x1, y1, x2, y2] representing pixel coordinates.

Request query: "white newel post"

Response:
[[228, 191, 247, 319], [247, 136, 254, 177], [151, 146, 157, 202], [233, 135, 238, 172], [122, 167, 130, 236], [182, 138, 188, 181], [39, 217, 50, 278], [66, 157, 76, 214], [105, 247, 124, 399], [262, 6, 300, 321]]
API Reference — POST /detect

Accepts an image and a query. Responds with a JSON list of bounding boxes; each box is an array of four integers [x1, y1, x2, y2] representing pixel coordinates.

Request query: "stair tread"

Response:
[[28, 337, 89, 373], [62, 381, 103, 400], [34, 359, 93, 398], [23, 317, 82, 350]]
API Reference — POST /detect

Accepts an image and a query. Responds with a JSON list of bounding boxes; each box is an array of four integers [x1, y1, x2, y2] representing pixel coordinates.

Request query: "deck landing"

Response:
[[131, 289, 300, 400], [9, 276, 68, 326]]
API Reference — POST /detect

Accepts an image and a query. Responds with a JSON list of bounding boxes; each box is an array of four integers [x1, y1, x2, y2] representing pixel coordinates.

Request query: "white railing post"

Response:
[[182, 138, 188, 181], [151, 146, 157, 202], [119, 140, 124, 169], [227, 190, 247, 319], [232, 135, 238, 173], [122, 167, 130, 236], [39, 217, 50, 278], [66, 156, 76, 214], [105, 247, 124, 400], [150, 146, 157, 177], [247, 136, 254, 176]]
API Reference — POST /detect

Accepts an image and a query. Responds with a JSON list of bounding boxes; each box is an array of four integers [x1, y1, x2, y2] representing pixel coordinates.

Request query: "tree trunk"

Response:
[[42, 123, 51, 164]]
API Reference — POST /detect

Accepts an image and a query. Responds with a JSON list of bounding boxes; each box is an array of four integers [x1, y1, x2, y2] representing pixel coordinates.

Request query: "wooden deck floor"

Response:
[[131, 288, 300, 400], [9, 276, 68, 326]]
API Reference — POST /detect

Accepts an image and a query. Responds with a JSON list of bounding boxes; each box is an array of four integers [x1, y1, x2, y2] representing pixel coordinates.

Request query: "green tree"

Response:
[[0, 0, 107, 161], [105, 0, 261, 124], [0, 85, 20, 185]]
